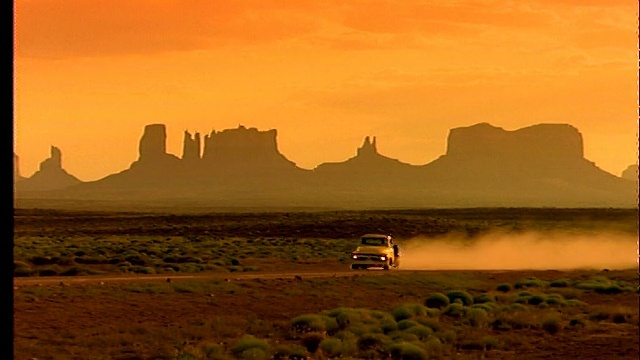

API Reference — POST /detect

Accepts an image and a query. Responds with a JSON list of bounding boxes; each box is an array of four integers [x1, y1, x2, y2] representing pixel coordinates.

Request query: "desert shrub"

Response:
[[482, 336, 499, 350], [425, 293, 450, 309], [300, 332, 325, 353], [465, 307, 489, 327], [549, 279, 572, 288], [291, 314, 331, 334], [387, 330, 420, 342], [545, 294, 565, 305], [403, 324, 433, 339], [396, 319, 420, 331], [611, 311, 633, 324], [569, 318, 586, 327], [60, 266, 89, 276], [29, 256, 57, 266], [472, 302, 500, 313], [510, 301, 531, 310], [594, 285, 624, 294], [473, 293, 496, 304], [14, 260, 32, 269], [14, 267, 36, 277], [541, 317, 562, 334], [200, 342, 226, 359], [131, 266, 156, 274], [490, 317, 511, 331], [74, 256, 109, 265], [391, 304, 427, 321], [380, 320, 398, 334], [37, 267, 60, 276], [230, 258, 241, 266], [272, 344, 307, 360], [357, 333, 390, 351], [386, 342, 428, 360], [442, 303, 466, 318], [124, 254, 148, 266], [515, 277, 549, 289], [527, 294, 547, 306], [231, 335, 270, 357], [495, 283, 513, 293], [319, 338, 357, 358], [240, 348, 269, 360], [416, 317, 441, 332], [182, 263, 205, 273], [446, 290, 474, 306]]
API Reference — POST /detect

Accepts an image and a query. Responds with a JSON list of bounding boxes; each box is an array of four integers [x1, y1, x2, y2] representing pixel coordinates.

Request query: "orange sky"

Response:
[[14, 0, 638, 181]]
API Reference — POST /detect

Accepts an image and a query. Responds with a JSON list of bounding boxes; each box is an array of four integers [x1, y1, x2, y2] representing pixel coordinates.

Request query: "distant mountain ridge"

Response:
[[14, 123, 637, 209]]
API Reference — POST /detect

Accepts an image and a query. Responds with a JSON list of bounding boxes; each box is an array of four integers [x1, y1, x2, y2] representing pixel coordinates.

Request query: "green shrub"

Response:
[[515, 277, 549, 289], [37, 267, 60, 276], [496, 283, 513, 293], [386, 342, 428, 360], [446, 290, 474, 306], [60, 266, 89, 276], [527, 294, 546, 306], [403, 324, 433, 339], [473, 293, 496, 304], [240, 348, 268, 360], [416, 317, 441, 332], [380, 320, 398, 334], [391, 304, 427, 321], [272, 344, 307, 360], [131, 266, 156, 274], [231, 335, 270, 357], [545, 294, 565, 305], [319, 337, 357, 358], [291, 315, 325, 334], [396, 319, 419, 331], [425, 293, 450, 309], [442, 303, 466, 318], [357, 333, 390, 351], [465, 307, 489, 327], [14, 266, 36, 277], [549, 279, 571, 288]]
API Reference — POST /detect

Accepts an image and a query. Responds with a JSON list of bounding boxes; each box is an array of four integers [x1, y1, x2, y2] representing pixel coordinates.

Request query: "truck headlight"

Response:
[[380, 256, 386, 261], [352, 255, 358, 259]]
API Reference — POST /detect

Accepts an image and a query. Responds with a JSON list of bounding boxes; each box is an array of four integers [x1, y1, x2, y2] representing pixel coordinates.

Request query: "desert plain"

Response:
[[13, 207, 639, 360]]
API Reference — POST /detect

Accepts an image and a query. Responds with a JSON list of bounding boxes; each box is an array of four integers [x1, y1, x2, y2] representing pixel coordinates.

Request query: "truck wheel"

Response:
[[383, 264, 390, 270]]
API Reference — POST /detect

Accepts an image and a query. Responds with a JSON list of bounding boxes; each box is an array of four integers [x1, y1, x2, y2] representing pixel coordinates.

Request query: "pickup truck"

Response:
[[350, 234, 400, 270]]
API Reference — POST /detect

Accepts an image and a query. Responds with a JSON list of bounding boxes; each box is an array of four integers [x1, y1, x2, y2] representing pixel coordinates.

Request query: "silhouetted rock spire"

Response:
[[16, 146, 81, 191], [182, 130, 201, 161], [357, 136, 378, 157], [139, 124, 167, 160]]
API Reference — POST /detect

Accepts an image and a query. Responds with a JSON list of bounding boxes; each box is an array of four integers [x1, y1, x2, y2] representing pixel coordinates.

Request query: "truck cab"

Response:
[[350, 234, 400, 270]]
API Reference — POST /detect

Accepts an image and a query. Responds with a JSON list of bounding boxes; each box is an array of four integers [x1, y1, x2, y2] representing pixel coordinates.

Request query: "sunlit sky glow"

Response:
[[14, 0, 638, 181]]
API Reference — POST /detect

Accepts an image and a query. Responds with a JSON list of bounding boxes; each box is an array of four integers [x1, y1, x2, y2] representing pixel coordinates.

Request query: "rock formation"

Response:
[[182, 130, 201, 161], [16, 146, 81, 192], [621, 165, 638, 181], [314, 136, 417, 185], [201, 125, 300, 173], [14, 153, 25, 183], [14, 122, 637, 208], [138, 124, 167, 160], [421, 123, 634, 206]]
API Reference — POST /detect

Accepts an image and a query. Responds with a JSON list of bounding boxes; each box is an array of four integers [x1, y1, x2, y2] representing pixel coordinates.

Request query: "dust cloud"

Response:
[[399, 231, 638, 270]]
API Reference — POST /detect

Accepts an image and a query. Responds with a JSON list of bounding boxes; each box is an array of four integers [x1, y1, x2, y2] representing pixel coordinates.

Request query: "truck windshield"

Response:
[[361, 238, 386, 246]]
